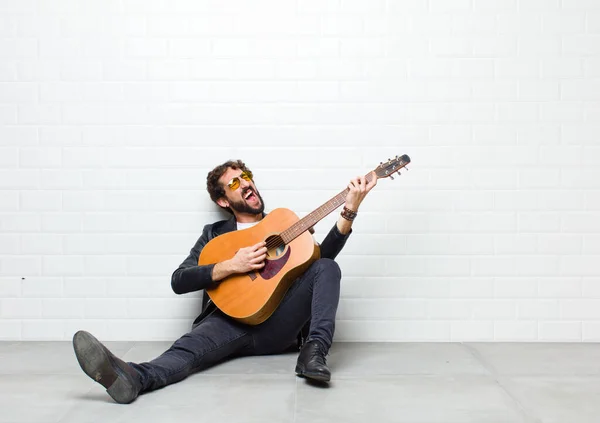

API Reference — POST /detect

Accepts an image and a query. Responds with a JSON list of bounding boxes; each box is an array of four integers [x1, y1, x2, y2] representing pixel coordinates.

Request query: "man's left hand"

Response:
[[344, 171, 377, 211]]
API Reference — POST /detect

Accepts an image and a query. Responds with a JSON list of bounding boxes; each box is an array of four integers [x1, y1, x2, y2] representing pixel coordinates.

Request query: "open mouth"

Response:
[[244, 189, 257, 203]]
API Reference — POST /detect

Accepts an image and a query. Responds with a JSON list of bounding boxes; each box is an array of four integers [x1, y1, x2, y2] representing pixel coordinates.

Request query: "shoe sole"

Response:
[[295, 364, 331, 382], [72, 330, 138, 404]]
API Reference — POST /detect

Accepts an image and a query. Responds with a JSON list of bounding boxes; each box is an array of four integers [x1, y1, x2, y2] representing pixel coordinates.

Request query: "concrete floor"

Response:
[[0, 341, 599, 423]]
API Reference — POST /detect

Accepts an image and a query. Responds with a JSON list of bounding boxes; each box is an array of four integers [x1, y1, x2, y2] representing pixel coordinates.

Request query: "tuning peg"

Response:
[[405, 167, 409, 171], [389, 175, 394, 180]]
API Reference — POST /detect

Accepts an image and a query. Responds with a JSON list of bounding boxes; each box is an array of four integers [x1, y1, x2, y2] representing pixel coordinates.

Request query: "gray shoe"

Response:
[[72, 330, 142, 404]]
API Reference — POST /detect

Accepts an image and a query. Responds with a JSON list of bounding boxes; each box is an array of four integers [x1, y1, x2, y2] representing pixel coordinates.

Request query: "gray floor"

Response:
[[1, 342, 599, 423]]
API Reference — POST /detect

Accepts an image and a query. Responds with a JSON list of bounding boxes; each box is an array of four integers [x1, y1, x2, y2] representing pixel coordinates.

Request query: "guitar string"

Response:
[[262, 194, 345, 251], [260, 170, 382, 250]]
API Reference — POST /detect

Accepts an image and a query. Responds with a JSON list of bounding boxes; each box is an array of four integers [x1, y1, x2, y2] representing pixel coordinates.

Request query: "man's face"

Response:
[[218, 168, 265, 216]]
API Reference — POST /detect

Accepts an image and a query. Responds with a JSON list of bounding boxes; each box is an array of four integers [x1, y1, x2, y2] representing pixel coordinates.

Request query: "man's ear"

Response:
[[216, 198, 229, 208]]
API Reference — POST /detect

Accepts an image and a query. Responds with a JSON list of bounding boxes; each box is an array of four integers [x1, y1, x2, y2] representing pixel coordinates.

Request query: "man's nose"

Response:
[[239, 178, 251, 189]]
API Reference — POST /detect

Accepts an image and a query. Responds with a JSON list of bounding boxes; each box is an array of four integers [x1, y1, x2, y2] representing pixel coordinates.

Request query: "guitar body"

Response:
[[198, 208, 320, 325]]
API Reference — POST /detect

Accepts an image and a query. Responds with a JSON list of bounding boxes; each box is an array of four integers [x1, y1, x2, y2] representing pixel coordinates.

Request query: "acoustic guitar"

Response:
[[198, 155, 411, 325]]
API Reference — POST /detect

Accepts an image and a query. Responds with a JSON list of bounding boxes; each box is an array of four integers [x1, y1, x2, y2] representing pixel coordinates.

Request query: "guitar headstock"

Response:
[[374, 154, 411, 180]]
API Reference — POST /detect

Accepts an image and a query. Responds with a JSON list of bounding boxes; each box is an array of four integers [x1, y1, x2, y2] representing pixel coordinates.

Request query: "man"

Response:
[[72, 159, 377, 404]]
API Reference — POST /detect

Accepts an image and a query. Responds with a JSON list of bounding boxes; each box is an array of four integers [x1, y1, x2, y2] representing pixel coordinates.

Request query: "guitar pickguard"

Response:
[[258, 245, 291, 280]]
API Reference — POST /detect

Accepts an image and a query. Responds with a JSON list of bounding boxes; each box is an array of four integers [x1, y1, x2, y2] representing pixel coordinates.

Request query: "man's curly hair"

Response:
[[206, 159, 252, 215]]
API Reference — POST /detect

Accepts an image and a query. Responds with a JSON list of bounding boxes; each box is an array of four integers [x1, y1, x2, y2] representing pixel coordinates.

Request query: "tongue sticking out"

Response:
[[245, 191, 257, 203]]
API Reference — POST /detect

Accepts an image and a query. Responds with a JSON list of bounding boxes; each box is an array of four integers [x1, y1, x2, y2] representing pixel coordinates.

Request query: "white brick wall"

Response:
[[0, 0, 599, 341]]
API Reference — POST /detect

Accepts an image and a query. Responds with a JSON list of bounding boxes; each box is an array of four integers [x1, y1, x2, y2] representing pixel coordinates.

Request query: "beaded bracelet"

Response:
[[341, 206, 358, 221]]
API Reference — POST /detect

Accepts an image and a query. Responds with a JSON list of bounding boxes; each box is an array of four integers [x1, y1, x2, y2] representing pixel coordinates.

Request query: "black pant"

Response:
[[131, 258, 341, 392]]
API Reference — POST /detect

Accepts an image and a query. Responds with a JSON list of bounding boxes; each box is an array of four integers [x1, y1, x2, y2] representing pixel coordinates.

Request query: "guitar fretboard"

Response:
[[280, 172, 374, 244]]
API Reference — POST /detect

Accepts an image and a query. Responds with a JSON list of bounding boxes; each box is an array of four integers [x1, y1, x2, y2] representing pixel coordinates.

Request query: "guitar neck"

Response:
[[279, 172, 375, 244]]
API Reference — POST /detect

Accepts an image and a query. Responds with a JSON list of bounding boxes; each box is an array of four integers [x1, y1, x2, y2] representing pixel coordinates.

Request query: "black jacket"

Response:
[[171, 213, 352, 328]]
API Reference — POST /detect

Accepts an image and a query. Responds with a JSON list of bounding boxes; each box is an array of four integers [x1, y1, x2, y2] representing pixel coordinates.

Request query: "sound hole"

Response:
[[265, 234, 285, 258]]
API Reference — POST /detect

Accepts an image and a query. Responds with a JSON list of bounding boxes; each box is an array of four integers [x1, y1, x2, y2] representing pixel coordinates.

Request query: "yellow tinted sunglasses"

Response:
[[227, 171, 253, 191]]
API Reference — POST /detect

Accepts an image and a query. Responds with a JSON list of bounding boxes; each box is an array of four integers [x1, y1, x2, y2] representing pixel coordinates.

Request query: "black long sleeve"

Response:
[[171, 224, 218, 294], [319, 223, 352, 260]]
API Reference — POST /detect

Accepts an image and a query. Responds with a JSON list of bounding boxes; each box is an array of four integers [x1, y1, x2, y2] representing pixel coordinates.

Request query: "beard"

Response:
[[228, 188, 265, 216]]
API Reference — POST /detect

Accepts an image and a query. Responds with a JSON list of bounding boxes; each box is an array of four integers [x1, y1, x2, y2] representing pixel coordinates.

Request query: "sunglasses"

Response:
[[227, 171, 253, 191]]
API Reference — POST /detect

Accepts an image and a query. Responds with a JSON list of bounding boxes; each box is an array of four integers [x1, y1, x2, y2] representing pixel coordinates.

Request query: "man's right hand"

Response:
[[227, 241, 268, 274], [211, 241, 268, 282]]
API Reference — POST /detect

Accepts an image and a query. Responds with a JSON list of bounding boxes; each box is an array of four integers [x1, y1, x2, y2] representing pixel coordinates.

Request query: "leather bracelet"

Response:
[[341, 206, 357, 221]]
